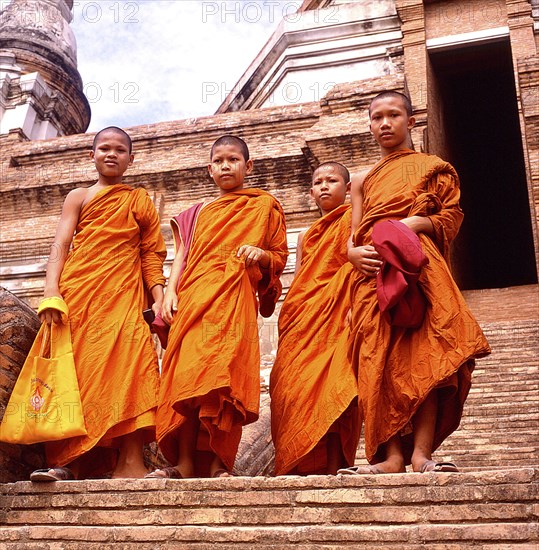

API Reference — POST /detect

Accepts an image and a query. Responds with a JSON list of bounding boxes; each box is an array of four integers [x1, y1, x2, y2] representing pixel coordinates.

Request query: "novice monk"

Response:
[[31, 127, 166, 481], [341, 91, 491, 475], [148, 135, 288, 479], [270, 162, 361, 475]]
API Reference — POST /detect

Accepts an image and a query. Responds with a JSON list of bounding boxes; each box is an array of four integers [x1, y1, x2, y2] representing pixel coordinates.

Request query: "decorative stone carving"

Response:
[[0, 0, 90, 137]]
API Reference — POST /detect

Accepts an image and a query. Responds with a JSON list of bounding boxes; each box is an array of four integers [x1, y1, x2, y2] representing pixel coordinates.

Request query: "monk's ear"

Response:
[[89, 150, 95, 162], [346, 181, 351, 193], [207, 163, 214, 178], [407, 116, 416, 130], [245, 159, 254, 175], [309, 187, 315, 199], [129, 153, 135, 166]]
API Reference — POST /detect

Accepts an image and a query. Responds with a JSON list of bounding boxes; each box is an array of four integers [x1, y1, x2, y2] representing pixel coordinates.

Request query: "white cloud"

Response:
[[69, 0, 300, 131], [1, 0, 304, 131]]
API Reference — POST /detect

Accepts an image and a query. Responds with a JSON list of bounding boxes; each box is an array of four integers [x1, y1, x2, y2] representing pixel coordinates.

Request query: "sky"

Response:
[[69, 0, 300, 131], [1, 0, 304, 131]]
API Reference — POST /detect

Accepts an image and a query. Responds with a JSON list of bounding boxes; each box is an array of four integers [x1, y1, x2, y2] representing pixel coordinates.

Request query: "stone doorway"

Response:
[[428, 38, 537, 290]]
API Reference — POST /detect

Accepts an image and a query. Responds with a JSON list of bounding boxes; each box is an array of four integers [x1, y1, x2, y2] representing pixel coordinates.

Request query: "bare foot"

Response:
[[111, 464, 149, 479], [145, 466, 183, 479], [212, 468, 234, 478], [414, 460, 459, 473], [209, 455, 233, 478], [372, 456, 406, 474], [340, 456, 405, 475]]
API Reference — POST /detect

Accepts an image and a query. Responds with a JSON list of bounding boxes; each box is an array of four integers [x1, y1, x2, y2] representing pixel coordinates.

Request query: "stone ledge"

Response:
[[1, 471, 538, 546], [2, 467, 537, 495], [0, 523, 537, 545]]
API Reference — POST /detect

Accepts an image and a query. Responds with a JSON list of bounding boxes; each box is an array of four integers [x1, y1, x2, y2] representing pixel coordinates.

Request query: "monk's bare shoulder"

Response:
[[351, 169, 370, 195], [62, 187, 88, 211], [62, 184, 100, 218]]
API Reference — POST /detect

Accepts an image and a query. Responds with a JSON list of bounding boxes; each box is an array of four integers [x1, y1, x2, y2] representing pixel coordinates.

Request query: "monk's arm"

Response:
[[138, 192, 167, 292], [161, 241, 185, 325], [41, 189, 85, 323], [294, 231, 305, 275], [238, 201, 288, 272], [256, 203, 288, 317], [150, 284, 164, 317], [349, 170, 367, 235], [347, 171, 382, 276], [426, 171, 464, 256], [399, 215, 434, 236]]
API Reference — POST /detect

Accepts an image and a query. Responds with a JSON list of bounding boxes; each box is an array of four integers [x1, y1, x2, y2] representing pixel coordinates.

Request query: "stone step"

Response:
[[1, 468, 537, 548], [467, 387, 539, 397], [0, 524, 537, 549], [354, 447, 539, 470], [460, 404, 539, 417], [457, 419, 538, 431], [472, 378, 539, 387], [472, 369, 539, 381], [439, 432, 538, 447], [465, 394, 539, 407]]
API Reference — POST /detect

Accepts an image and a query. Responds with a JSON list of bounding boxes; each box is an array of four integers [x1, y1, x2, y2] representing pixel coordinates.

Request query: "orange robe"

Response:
[[270, 205, 360, 475], [44, 184, 166, 476], [157, 189, 288, 473], [350, 150, 491, 464]]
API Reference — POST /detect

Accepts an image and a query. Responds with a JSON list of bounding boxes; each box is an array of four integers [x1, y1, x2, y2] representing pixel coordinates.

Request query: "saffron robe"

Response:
[[350, 150, 491, 464], [157, 189, 288, 473], [45, 184, 166, 475], [270, 205, 360, 475]]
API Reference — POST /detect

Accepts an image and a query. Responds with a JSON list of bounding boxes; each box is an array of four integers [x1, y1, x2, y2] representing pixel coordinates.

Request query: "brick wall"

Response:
[[424, 0, 507, 39], [0, 79, 393, 307]]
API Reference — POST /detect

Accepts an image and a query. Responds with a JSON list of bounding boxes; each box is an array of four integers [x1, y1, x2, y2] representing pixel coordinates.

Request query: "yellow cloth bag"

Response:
[[0, 298, 87, 444]]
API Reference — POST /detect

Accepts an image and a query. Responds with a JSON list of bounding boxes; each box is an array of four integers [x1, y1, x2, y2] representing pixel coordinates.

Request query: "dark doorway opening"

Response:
[[429, 39, 537, 290]]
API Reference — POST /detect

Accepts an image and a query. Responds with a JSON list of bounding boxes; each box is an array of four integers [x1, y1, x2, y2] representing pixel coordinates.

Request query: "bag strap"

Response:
[[39, 323, 51, 359]]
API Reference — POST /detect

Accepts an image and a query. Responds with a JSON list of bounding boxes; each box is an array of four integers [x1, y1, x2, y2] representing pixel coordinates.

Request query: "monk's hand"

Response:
[[348, 245, 382, 277], [39, 291, 64, 324], [237, 245, 270, 268], [151, 284, 164, 317], [151, 299, 163, 318], [39, 308, 62, 325], [161, 292, 178, 325]]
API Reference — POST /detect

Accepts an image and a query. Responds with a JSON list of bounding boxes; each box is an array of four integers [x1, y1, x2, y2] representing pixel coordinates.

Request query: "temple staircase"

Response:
[[0, 285, 538, 548]]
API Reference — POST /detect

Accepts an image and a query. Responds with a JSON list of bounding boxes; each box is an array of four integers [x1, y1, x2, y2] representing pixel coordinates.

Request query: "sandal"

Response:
[[337, 465, 383, 475], [30, 467, 75, 482], [419, 460, 459, 473], [212, 468, 234, 478], [144, 466, 183, 479]]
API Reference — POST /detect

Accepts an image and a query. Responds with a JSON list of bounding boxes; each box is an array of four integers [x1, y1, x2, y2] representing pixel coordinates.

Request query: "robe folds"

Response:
[[270, 205, 360, 475], [157, 189, 288, 473], [45, 184, 166, 475], [350, 149, 491, 465]]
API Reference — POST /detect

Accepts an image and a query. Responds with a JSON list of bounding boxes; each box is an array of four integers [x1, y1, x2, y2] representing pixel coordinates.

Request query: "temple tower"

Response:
[[0, 0, 90, 139]]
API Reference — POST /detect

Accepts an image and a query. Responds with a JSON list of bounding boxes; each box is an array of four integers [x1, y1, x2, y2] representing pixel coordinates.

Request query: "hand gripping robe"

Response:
[[270, 205, 360, 475], [157, 189, 288, 474], [45, 184, 166, 476], [350, 149, 491, 465]]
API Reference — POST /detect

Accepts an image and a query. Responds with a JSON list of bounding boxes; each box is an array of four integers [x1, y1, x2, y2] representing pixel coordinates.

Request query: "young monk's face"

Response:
[[369, 96, 415, 153], [310, 165, 350, 216], [208, 143, 253, 196], [90, 130, 134, 181]]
